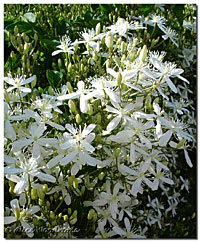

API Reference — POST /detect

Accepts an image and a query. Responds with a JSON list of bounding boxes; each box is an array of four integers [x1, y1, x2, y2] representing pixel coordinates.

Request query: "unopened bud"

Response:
[[43, 184, 48, 193], [31, 75, 37, 88], [87, 209, 95, 220], [48, 86, 54, 96], [14, 26, 18, 35], [50, 211, 55, 220], [46, 201, 51, 208], [68, 208, 72, 215], [92, 50, 98, 62], [37, 188, 45, 200], [24, 43, 29, 55], [38, 198, 43, 206], [68, 100, 76, 113], [75, 113, 81, 125], [34, 33, 38, 42], [88, 104, 93, 116], [73, 39, 79, 52], [14, 207, 20, 220], [68, 62, 72, 73], [63, 215, 68, 221], [121, 41, 126, 53], [96, 23, 101, 35], [98, 172, 105, 180], [73, 179, 78, 189], [4, 90, 9, 103], [116, 72, 122, 86], [105, 32, 113, 49], [114, 148, 121, 158], [139, 45, 147, 62], [67, 82, 73, 93]]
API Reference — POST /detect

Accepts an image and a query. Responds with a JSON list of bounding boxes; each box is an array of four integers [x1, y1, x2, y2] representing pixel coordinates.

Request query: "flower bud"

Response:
[[69, 216, 77, 225], [37, 188, 45, 200], [121, 41, 126, 53], [121, 54, 126, 63], [68, 62, 72, 73], [58, 58, 62, 68], [87, 103, 93, 116], [114, 55, 120, 66], [73, 39, 79, 52], [46, 201, 51, 208], [68, 100, 76, 113], [14, 207, 20, 220], [38, 198, 43, 206], [14, 26, 18, 35], [68, 176, 73, 185], [105, 32, 113, 49], [63, 215, 68, 221], [114, 148, 121, 158], [24, 35, 29, 43], [48, 86, 54, 96], [75, 113, 81, 125], [54, 191, 59, 200], [68, 208, 72, 215], [38, 87, 43, 93], [139, 45, 147, 62], [97, 113, 101, 125], [87, 209, 95, 220], [73, 178, 78, 189], [58, 213, 62, 218], [98, 172, 105, 180], [34, 33, 38, 42], [80, 186, 85, 195], [116, 72, 122, 86], [105, 59, 110, 69], [43, 184, 48, 193], [92, 50, 98, 62], [31, 75, 37, 88], [96, 23, 101, 35], [67, 82, 73, 93], [50, 211, 55, 220], [24, 43, 29, 55]]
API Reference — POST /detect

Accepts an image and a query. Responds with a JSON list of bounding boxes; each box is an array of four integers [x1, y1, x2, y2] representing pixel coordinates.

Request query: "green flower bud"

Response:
[[14, 26, 18, 35], [51, 220, 57, 226], [97, 113, 101, 125], [31, 188, 38, 200], [69, 216, 77, 225], [50, 195, 53, 202], [34, 33, 38, 42], [68, 208, 72, 215], [37, 188, 45, 200], [87, 209, 95, 220], [121, 41, 126, 53], [58, 58, 62, 68], [38, 198, 43, 206], [67, 82, 73, 93], [121, 54, 126, 62], [50, 211, 55, 220], [46, 201, 51, 208], [114, 55, 121, 66], [72, 210, 77, 218], [73, 179, 78, 189], [114, 148, 121, 158], [105, 32, 113, 49], [116, 72, 122, 86], [30, 75, 36, 89], [68, 100, 76, 113], [139, 45, 147, 62], [75, 113, 81, 125], [73, 39, 79, 53], [24, 43, 29, 55], [98, 172, 105, 180], [38, 87, 43, 93], [96, 23, 101, 35], [63, 215, 68, 221], [68, 176, 73, 185], [14, 207, 20, 220], [24, 35, 29, 43], [68, 62, 72, 73], [88, 104, 93, 116], [80, 185, 85, 195], [105, 59, 110, 69], [92, 50, 98, 62], [43, 184, 48, 193], [58, 213, 62, 218], [54, 191, 59, 200]]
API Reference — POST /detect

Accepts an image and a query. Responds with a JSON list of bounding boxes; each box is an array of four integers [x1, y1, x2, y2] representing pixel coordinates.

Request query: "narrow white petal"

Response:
[[166, 77, 177, 93], [80, 152, 98, 166], [107, 116, 121, 132], [36, 172, 56, 183], [12, 139, 32, 149], [81, 140, 95, 152], [184, 149, 193, 167], [80, 95, 88, 113], [65, 124, 77, 135], [21, 76, 35, 85], [4, 216, 17, 224], [159, 130, 173, 146], [60, 150, 78, 166], [82, 124, 96, 137]]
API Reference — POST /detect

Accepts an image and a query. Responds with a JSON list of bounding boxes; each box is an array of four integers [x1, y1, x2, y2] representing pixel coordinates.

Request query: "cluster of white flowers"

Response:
[[4, 15, 196, 238]]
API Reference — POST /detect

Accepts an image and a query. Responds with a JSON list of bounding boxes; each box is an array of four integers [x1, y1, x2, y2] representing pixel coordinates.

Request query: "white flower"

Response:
[[59, 123, 100, 167], [93, 181, 131, 219], [57, 81, 92, 113], [161, 26, 178, 47], [52, 35, 74, 56], [4, 73, 35, 93], [113, 217, 145, 238], [12, 122, 58, 157], [4, 198, 40, 237], [4, 154, 56, 194]]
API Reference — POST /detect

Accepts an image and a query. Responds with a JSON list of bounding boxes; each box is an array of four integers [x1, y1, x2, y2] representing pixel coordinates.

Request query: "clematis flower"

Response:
[[59, 123, 100, 167], [4, 73, 35, 93], [4, 154, 56, 194], [4, 198, 40, 237], [52, 35, 74, 56]]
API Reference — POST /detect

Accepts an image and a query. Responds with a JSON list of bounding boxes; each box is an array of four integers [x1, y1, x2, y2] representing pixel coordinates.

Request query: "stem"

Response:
[[17, 88, 24, 114]]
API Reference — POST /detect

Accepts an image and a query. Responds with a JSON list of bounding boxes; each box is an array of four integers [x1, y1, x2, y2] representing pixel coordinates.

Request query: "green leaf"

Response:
[[46, 70, 63, 88], [23, 12, 36, 23], [5, 21, 33, 34]]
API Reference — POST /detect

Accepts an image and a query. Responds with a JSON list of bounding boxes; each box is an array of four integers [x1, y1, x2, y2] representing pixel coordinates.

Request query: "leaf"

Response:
[[5, 21, 33, 34], [46, 70, 63, 88], [23, 12, 36, 23]]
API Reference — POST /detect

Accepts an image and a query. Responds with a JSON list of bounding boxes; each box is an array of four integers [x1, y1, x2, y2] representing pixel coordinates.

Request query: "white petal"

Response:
[[36, 172, 56, 183], [107, 116, 121, 132], [80, 152, 99, 166], [131, 178, 142, 196], [166, 77, 177, 93], [60, 150, 78, 166], [105, 88, 120, 103], [130, 143, 136, 164], [65, 124, 77, 135], [107, 68, 117, 78], [4, 216, 17, 224], [21, 76, 35, 85], [124, 217, 131, 232], [159, 130, 173, 146], [12, 138, 32, 149], [82, 124, 96, 137], [14, 177, 28, 194], [81, 140, 95, 152], [47, 154, 63, 168], [113, 226, 126, 236], [47, 120, 65, 131], [184, 149, 193, 167], [80, 95, 88, 113], [19, 86, 32, 93], [27, 205, 40, 215]]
